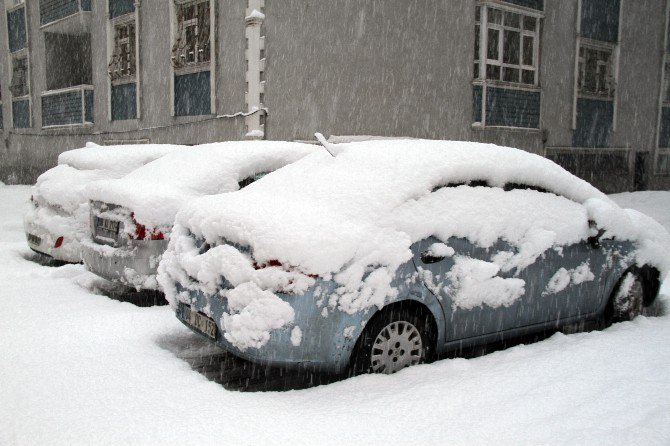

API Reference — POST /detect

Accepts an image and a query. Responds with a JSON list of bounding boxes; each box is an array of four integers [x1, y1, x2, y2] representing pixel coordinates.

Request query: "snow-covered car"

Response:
[[158, 139, 670, 375], [82, 141, 316, 290], [24, 143, 184, 263]]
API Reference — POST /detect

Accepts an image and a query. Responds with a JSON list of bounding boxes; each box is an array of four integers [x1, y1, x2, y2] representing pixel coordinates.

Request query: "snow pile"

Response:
[[86, 141, 316, 229], [160, 139, 670, 350]]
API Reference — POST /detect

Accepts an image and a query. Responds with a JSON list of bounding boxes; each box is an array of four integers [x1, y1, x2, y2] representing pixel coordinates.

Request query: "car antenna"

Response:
[[314, 132, 336, 157]]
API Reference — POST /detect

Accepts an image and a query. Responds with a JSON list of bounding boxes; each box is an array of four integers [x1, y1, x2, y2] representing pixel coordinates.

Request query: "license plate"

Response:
[[95, 217, 120, 238], [27, 233, 42, 246], [183, 306, 217, 340]]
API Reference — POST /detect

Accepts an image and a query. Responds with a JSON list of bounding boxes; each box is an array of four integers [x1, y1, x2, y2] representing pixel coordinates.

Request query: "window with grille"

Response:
[[577, 44, 615, 99], [172, 0, 211, 70], [108, 21, 136, 82], [9, 56, 29, 98], [474, 4, 539, 86]]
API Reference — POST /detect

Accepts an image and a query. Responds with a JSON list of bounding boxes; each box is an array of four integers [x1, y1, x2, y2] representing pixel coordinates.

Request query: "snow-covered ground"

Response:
[[1, 184, 669, 445]]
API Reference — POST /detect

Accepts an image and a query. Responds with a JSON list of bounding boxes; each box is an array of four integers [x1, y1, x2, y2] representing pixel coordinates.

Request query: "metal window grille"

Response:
[[108, 21, 136, 82], [171, 0, 210, 70], [9, 56, 28, 98], [577, 43, 615, 99]]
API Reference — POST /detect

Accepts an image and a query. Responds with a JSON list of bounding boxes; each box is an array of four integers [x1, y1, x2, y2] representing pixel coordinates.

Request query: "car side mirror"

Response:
[[420, 251, 445, 264], [587, 220, 606, 249]]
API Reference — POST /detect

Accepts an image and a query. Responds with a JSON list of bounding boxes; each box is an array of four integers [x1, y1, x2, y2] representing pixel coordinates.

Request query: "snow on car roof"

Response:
[[85, 141, 317, 227], [33, 143, 185, 210], [58, 142, 185, 173], [175, 139, 669, 278]]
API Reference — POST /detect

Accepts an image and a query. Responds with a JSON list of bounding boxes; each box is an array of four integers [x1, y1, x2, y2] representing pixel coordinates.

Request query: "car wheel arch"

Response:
[[603, 264, 661, 324], [348, 298, 440, 370]]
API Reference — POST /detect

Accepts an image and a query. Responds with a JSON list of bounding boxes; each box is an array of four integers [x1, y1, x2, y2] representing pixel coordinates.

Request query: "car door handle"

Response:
[[420, 251, 445, 264]]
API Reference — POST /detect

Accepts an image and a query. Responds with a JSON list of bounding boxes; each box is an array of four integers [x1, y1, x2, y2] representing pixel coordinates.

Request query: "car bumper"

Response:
[[175, 282, 368, 373], [23, 220, 81, 263], [81, 239, 169, 290]]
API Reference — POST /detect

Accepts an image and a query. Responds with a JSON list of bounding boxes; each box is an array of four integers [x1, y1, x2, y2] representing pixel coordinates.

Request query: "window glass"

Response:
[[523, 16, 536, 31], [522, 35, 534, 65], [487, 29, 499, 60], [488, 7, 502, 24], [578, 45, 614, 98], [504, 11, 520, 29], [522, 69, 535, 85], [663, 60, 670, 104], [9, 56, 28, 97], [503, 30, 520, 65], [503, 67, 519, 83], [109, 22, 136, 81], [172, 0, 211, 70], [486, 64, 501, 80]]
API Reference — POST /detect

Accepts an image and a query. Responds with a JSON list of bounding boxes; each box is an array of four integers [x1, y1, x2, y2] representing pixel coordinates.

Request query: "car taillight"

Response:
[[54, 236, 64, 248], [130, 212, 164, 241]]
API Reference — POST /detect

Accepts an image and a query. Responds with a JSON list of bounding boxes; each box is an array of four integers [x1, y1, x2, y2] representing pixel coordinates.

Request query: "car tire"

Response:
[[612, 271, 645, 322], [350, 307, 433, 375]]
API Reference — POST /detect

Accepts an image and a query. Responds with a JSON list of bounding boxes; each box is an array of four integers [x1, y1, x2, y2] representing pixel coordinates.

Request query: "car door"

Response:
[[412, 236, 524, 342]]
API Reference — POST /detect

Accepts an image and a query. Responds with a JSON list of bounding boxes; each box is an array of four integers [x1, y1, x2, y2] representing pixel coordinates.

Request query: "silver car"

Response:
[[160, 139, 666, 375], [82, 141, 316, 290]]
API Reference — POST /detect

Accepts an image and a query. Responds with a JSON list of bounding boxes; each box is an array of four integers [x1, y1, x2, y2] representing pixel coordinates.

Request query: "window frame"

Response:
[[473, 2, 543, 130], [106, 1, 140, 121], [169, 0, 216, 117], [474, 2, 541, 88], [576, 39, 616, 100], [5, 3, 31, 128], [571, 0, 623, 132], [656, 0, 670, 175]]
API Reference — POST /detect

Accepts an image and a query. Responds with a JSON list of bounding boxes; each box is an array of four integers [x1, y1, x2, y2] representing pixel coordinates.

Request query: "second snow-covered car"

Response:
[[24, 142, 183, 263], [82, 141, 316, 290], [159, 139, 668, 375]]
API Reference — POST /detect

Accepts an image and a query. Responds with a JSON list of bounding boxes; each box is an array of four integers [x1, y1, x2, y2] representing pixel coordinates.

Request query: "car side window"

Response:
[[238, 172, 269, 189], [431, 179, 490, 192], [503, 182, 551, 194]]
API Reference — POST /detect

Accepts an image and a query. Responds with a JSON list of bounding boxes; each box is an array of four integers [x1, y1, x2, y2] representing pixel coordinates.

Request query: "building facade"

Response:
[[0, 0, 668, 193]]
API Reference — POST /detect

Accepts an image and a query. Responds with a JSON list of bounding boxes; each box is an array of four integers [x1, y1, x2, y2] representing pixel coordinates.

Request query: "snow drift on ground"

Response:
[[160, 140, 670, 350], [1, 184, 670, 445], [86, 141, 316, 229]]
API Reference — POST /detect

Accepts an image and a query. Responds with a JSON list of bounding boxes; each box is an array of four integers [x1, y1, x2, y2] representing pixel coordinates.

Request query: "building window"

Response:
[[108, 21, 136, 82], [657, 153, 670, 175], [171, 0, 211, 70], [474, 4, 539, 86], [472, 2, 543, 129], [571, 0, 620, 148], [9, 56, 29, 98], [171, 0, 213, 117], [663, 59, 670, 105], [108, 1, 137, 121], [578, 43, 615, 99]]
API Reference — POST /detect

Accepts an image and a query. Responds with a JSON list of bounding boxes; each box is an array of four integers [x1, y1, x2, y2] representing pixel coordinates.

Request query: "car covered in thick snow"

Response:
[[158, 139, 669, 374], [82, 141, 316, 290], [24, 143, 184, 263]]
